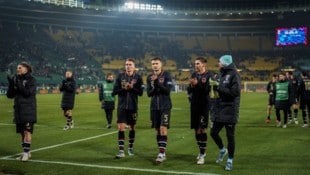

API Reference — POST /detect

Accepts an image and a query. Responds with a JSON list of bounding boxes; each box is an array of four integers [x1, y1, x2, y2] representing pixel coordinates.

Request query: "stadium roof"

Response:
[[1, 0, 309, 36], [85, 0, 310, 10]]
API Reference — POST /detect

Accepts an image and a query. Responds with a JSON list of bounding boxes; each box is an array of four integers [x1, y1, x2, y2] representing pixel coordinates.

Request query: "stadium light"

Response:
[[123, 2, 163, 12]]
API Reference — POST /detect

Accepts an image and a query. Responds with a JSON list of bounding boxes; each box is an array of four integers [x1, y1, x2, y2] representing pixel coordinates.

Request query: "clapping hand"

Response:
[[190, 78, 198, 87], [7, 75, 17, 86], [125, 82, 133, 90]]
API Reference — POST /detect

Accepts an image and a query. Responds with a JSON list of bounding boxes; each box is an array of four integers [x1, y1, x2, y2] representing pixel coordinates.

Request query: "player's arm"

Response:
[[6, 75, 17, 99], [288, 82, 295, 105], [130, 76, 144, 96], [147, 75, 156, 97], [156, 73, 172, 95], [98, 83, 104, 101], [112, 74, 126, 96]]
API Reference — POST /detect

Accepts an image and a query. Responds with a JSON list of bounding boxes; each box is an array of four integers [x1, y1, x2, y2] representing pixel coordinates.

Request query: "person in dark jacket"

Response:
[[112, 58, 144, 158], [210, 55, 241, 171], [187, 57, 212, 165], [286, 72, 300, 124], [60, 70, 76, 130], [274, 72, 294, 128], [299, 71, 310, 127], [6, 62, 37, 162], [146, 57, 173, 163], [265, 74, 277, 123], [98, 73, 115, 129]]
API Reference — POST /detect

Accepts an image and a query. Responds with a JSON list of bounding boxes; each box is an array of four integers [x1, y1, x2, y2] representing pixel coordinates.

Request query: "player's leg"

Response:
[[115, 109, 127, 158]]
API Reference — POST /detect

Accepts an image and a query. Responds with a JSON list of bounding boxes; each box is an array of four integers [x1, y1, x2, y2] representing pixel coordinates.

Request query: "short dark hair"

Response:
[[151, 57, 162, 61], [105, 72, 113, 78], [195, 57, 207, 64], [287, 71, 293, 75], [279, 72, 286, 76]]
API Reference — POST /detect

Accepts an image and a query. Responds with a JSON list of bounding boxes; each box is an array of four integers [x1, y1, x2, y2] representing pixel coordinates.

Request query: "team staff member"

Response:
[[7, 62, 37, 162], [265, 74, 277, 123], [112, 58, 144, 158], [210, 55, 241, 171], [299, 72, 310, 127], [98, 73, 115, 129], [146, 57, 173, 163], [187, 57, 211, 165], [60, 70, 76, 130], [274, 72, 294, 128]]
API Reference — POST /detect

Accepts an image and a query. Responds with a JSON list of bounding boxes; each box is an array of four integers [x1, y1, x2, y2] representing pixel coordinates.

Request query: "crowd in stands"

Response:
[[1, 21, 310, 87]]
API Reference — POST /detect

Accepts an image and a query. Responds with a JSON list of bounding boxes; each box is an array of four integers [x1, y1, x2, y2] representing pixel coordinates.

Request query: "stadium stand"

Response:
[[0, 0, 310, 87]]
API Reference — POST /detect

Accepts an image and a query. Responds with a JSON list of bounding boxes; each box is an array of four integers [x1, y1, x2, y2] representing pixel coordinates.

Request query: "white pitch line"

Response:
[[2, 158, 220, 175], [0, 131, 118, 159], [0, 123, 14, 126], [0, 127, 220, 175]]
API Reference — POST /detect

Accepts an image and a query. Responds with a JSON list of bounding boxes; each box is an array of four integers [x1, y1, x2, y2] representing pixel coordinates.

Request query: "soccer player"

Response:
[[210, 55, 241, 171], [274, 72, 294, 128], [265, 74, 277, 123], [60, 70, 76, 130], [98, 73, 115, 129], [187, 57, 211, 165], [112, 58, 144, 158], [6, 62, 37, 161], [286, 72, 299, 124], [146, 57, 173, 163], [299, 71, 310, 127]]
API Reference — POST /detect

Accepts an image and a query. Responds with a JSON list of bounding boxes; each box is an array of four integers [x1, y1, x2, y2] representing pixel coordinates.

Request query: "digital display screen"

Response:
[[276, 27, 308, 46]]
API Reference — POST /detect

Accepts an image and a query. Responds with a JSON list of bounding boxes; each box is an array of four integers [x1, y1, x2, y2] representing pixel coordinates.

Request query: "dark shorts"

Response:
[[300, 99, 310, 110], [117, 109, 137, 125], [16, 122, 34, 134], [62, 107, 73, 111], [190, 109, 209, 129], [151, 109, 171, 129], [268, 95, 274, 106]]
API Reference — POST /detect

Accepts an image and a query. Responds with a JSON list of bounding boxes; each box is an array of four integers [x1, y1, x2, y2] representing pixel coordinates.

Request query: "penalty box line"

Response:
[[0, 131, 118, 159]]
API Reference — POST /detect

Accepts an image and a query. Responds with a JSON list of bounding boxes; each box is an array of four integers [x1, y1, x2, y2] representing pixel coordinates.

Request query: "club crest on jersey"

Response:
[[159, 77, 164, 83], [201, 77, 207, 83]]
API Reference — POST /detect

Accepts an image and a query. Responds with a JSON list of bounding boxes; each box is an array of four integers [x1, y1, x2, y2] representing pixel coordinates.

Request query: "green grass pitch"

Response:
[[0, 92, 309, 175]]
